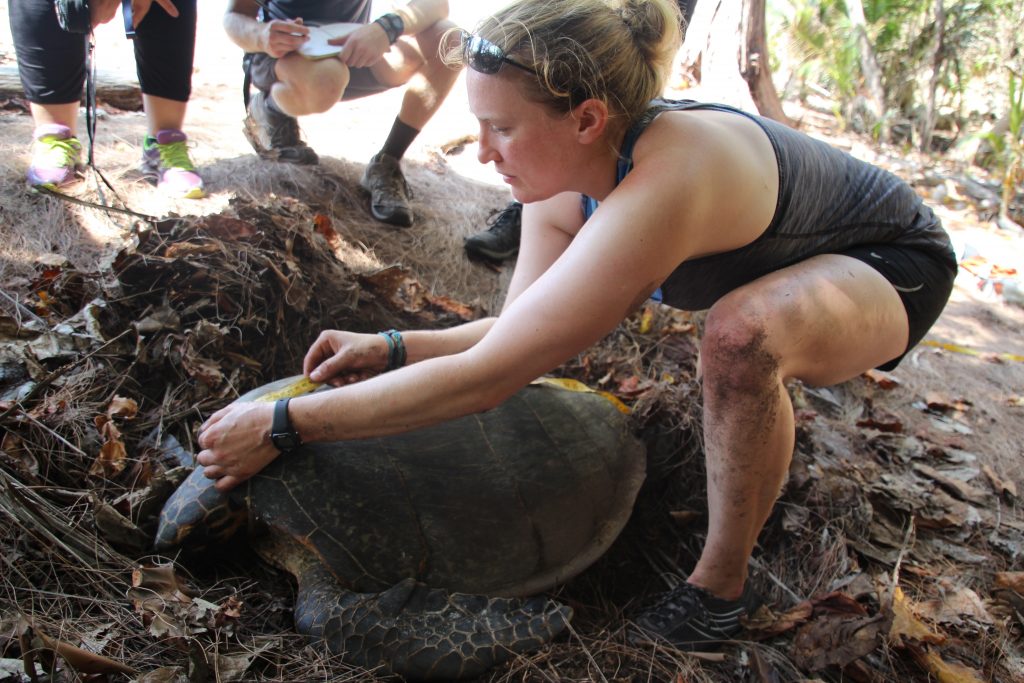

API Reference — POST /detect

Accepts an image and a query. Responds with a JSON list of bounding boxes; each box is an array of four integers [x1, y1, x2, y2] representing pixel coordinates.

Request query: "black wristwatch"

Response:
[[270, 398, 302, 452], [373, 12, 404, 44]]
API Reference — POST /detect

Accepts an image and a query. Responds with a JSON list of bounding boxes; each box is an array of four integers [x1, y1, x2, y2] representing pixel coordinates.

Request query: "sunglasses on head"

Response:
[[461, 31, 538, 77]]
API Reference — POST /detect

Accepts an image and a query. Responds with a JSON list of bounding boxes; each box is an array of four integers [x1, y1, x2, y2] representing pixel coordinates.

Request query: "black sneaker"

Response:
[[243, 90, 319, 165], [360, 152, 414, 228], [630, 581, 761, 650], [464, 201, 522, 261]]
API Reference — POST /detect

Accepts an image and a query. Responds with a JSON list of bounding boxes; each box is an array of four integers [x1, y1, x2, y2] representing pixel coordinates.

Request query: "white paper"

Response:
[[299, 23, 360, 60]]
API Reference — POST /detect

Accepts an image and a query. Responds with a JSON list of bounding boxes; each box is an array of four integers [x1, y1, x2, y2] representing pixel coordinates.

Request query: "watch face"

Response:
[[272, 432, 301, 451]]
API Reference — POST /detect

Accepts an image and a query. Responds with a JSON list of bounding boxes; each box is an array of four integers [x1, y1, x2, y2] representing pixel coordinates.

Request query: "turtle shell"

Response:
[[171, 379, 647, 597]]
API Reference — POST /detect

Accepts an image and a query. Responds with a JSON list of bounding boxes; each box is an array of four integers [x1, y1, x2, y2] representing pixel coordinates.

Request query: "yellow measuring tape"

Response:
[[532, 376, 632, 414], [255, 376, 323, 402], [921, 339, 1024, 363]]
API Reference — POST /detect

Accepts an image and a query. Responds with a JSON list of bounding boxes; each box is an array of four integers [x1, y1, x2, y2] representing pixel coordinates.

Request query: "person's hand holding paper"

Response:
[[318, 22, 386, 66]]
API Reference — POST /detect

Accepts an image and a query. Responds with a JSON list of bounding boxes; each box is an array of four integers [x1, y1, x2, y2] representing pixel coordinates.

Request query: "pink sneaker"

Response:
[[140, 129, 205, 199], [27, 124, 83, 189]]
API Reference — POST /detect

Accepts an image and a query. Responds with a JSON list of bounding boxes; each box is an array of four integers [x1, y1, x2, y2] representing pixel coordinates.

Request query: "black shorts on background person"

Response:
[[9, 0, 204, 198]]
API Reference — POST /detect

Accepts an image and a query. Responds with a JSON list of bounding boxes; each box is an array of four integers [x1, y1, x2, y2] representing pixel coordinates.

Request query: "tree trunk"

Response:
[[676, 0, 792, 126], [0, 65, 142, 111], [920, 0, 947, 152], [846, 0, 888, 138], [740, 0, 792, 125]]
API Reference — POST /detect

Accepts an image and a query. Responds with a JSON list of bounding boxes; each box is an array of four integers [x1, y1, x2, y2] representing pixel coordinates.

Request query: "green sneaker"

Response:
[[140, 130, 205, 199], [27, 124, 83, 189]]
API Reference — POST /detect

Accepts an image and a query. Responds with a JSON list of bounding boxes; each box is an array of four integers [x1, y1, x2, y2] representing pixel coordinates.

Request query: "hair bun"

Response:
[[617, 0, 681, 66]]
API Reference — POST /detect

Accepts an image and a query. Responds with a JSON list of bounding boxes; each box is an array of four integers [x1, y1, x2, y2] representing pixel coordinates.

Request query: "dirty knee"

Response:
[[701, 310, 779, 399]]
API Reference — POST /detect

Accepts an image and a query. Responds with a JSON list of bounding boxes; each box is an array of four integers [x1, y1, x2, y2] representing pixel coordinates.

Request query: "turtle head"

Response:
[[153, 375, 319, 553], [153, 465, 248, 552]]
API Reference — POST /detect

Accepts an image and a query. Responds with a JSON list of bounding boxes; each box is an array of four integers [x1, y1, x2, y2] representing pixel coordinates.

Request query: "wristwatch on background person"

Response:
[[270, 398, 302, 452], [373, 12, 404, 44]]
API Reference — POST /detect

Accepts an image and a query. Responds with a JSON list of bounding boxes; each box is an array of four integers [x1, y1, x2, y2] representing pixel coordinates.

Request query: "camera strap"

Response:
[[43, 29, 160, 224]]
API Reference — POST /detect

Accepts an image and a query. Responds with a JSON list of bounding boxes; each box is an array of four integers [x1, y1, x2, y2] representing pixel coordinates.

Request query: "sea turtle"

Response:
[[155, 376, 646, 680]]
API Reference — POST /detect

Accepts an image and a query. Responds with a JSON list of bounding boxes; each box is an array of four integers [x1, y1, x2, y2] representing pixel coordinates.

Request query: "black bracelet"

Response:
[[373, 12, 404, 44]]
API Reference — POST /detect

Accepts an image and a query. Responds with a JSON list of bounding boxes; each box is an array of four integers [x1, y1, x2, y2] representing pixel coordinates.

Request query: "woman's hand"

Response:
[[196, 401, 277, 492], [130, 0, 179, 26], [262, 18, 309, 58], [303, 330, 387, 386], [91, 0, 180, 29]]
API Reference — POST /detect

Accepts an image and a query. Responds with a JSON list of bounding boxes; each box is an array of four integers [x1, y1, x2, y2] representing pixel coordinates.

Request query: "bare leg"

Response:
[[394, 19, 460, 130], [272, 54, 351, 116], [269, 19, 457, 125], [30, 102, 80, 133], [688, 254, 910, 599], [142, 94, 188, 135]]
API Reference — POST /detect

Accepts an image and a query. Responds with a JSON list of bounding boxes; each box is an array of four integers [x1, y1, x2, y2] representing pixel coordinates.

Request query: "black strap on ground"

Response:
[[34, 186, 161, 222]]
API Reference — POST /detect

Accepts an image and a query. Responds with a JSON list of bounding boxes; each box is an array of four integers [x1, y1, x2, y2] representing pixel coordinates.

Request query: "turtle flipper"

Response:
[[295, 570, 571, 681]]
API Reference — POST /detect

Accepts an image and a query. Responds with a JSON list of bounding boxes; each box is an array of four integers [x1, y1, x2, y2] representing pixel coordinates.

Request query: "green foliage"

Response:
[[981, 70, 1024, 218], [1010, 71, 1024, 139], [771, 0, 1022, 144], [776, 0, 859, 101]]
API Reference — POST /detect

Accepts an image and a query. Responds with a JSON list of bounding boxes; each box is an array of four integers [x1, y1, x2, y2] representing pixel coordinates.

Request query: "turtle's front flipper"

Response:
[[295, 569, 571, 681]]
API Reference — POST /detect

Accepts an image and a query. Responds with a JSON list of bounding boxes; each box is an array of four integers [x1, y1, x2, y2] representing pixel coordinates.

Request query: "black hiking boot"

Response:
[[243, 90, 319, 165], [360, 152, 414, 227], [464, 201, 522, 262], [629, 581, 761, 650]]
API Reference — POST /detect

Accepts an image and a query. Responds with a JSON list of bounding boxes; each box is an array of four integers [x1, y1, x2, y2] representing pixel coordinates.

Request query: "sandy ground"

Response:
[[0, 7, 1022, 683]]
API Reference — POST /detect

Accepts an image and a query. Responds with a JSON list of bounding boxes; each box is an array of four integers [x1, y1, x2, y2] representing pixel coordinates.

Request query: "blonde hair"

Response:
[[449, 0, 681, 126]]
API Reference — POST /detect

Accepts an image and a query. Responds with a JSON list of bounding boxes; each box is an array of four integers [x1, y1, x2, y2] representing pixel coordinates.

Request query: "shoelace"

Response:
[[487, 203, 521, 228], [154, 140, 196, 171], [638, 582, 711, 629], [374, 166, 413, 199], [37, 136, 82, 169]]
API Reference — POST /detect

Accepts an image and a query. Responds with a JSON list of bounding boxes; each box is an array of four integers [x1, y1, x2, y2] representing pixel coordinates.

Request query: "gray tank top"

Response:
[[262, 0, 371, 25], [582, 99, 953, 311]]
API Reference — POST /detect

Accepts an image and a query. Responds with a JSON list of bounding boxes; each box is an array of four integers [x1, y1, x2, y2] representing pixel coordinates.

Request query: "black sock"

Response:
[[379, 118, 420, 160]]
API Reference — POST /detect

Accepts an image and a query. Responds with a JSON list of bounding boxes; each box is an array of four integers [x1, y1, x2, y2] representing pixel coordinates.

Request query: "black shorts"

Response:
[[9, 0, 197, 103], [248, 51, 392, 101], [842, 242, 957, 370]]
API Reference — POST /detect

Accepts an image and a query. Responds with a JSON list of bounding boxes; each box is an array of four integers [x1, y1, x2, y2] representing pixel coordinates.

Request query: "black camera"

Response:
[[54, 0, 135, 37], [54, 0, 92, 33]]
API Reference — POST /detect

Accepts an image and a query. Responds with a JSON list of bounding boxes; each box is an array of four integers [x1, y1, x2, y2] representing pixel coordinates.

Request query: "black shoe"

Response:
[[243, 90, 319, 165], [360, 153, 413, 227], [464, 201, 522, 261], [629, 581, 761, 650]]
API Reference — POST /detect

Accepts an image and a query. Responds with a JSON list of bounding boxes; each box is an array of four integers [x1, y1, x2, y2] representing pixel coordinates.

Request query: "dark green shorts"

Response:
[[249, 51, 392, 102]]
